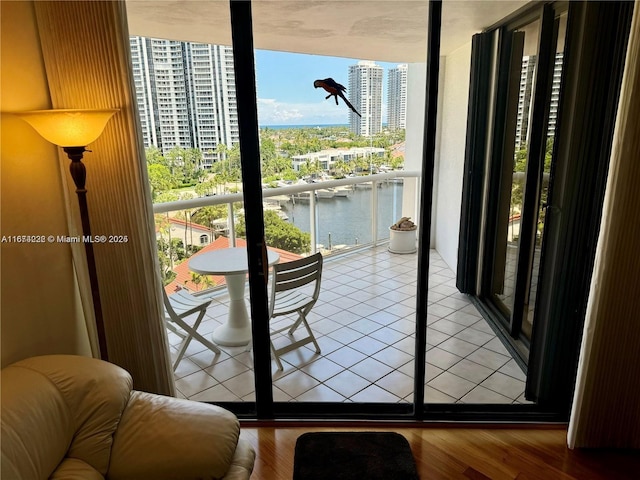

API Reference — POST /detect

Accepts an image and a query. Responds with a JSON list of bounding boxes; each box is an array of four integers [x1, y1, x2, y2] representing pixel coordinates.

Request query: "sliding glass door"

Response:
[[480, 5, 567, 348]]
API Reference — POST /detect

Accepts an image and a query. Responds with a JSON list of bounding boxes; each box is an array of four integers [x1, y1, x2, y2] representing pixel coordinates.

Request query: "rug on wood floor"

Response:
[[293, 431, 419, 480]]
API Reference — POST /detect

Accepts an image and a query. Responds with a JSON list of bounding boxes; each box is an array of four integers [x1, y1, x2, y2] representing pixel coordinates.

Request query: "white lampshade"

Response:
[[15, 109, 118, 147]]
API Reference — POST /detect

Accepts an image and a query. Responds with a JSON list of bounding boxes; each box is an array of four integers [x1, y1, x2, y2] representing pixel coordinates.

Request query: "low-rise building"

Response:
[[291, 147, 385, 172]]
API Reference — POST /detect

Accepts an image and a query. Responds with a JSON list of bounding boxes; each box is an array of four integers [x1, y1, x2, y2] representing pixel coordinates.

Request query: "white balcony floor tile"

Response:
[[171, 247, 528, 405]]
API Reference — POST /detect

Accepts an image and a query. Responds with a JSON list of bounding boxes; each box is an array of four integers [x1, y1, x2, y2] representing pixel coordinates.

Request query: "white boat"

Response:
[[315, 189, 335, 199], [291, 192, 311, 202], [332, 186, 351, 197]]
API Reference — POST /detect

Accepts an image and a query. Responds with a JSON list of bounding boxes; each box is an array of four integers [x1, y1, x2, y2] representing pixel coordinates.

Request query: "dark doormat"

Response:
[[293, 431, 419, 480]]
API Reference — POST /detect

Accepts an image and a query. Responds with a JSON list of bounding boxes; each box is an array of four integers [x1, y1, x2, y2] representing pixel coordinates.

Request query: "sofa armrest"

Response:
[[221, 438, 256, 480], [108, 391, 245, 480]]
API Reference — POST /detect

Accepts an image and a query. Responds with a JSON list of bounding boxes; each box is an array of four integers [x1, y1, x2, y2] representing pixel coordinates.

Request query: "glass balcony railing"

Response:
[[152, 170, 420, 293]]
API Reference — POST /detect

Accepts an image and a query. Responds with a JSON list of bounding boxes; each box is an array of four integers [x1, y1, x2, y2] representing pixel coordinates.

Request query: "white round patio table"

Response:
[[188, 247, 280, 346]]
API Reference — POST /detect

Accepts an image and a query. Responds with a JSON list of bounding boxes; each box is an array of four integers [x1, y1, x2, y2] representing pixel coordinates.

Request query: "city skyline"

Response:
[[254, 50, 402, 126], [130, 37, 408, 139]]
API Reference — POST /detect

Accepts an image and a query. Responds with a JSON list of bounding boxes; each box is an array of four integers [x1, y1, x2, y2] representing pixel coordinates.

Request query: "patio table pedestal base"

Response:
[[212, 273, 252, 346]]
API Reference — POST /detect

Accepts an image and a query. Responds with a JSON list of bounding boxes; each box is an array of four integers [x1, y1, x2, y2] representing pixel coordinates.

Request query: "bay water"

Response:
[[281, 182, 404, 249]]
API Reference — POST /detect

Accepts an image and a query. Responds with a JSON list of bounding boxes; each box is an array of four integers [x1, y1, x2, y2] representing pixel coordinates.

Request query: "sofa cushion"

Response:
[[1, 366, 74, 480], [10, 355, 133, 475], [50, 458, 104, 480], [108, 391, 241, 480]]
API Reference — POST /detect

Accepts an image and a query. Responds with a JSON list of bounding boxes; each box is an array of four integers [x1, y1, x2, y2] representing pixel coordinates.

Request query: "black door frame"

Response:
[[217, 0, 632, 422], [457, 1, 633, 413]]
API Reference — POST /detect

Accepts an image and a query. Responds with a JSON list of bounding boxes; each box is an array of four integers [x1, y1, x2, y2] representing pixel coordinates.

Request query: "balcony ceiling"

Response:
[[126, 0, 531, 62]]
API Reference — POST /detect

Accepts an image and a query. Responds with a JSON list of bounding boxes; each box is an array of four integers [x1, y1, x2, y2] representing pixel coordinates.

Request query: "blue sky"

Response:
[[254, 50, 400, 126]]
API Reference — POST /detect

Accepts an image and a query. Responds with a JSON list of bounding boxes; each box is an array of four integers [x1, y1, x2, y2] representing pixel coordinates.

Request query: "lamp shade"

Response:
[[15, 109, 118, 147]]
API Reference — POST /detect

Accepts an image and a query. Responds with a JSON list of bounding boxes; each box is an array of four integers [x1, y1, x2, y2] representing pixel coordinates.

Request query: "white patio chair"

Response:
[[163, 288, 221, 371], [269, 252, 323, 370]]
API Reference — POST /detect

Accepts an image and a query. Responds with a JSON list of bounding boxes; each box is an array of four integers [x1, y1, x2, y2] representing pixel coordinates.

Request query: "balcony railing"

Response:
[[152, 170, 420, 255]]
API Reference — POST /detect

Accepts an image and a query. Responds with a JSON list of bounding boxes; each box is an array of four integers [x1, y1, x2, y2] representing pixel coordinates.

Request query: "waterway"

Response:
[[279, 182, 404, 249]]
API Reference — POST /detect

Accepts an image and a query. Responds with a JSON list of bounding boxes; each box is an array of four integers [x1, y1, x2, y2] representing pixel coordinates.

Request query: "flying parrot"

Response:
[[313, 78, 362, 117]]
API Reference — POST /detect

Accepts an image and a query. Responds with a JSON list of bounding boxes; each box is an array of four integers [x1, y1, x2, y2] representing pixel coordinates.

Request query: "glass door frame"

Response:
[[456, 0, 633, 412], [225, 0, 555, 423], [226, 0, 438, 421], [217, 0, 631, 422], [479, 4, 561, 346]]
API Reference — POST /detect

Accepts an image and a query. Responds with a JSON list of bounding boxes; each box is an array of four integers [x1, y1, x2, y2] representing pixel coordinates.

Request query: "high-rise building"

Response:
[[129, 36, 239, 168], [547, 52, 564, 139], [515, 55, 537, 150], [348, 60, 383, 136], [387, 64, 408, 130], [514, 52, 563, 150]]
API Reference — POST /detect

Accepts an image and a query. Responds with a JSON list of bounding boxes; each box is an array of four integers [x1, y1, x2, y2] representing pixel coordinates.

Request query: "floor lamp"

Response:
[[15, 109, 118, 361]]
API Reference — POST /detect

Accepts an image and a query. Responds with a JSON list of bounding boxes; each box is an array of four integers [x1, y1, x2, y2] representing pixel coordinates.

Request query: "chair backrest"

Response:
[[270, 252, 323, 313], [162, 289, 177, 319]]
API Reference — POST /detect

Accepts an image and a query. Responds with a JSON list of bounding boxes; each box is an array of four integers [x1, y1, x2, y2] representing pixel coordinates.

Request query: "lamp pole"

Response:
[[65, 146, 109, 361]]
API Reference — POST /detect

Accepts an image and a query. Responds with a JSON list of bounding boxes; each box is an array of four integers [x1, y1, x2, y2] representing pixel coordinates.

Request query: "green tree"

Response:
[[165, 147, 205, 186], [185, 272, 215, 291], [389, 155, 404, 170], [146, 146, 168, 166], [155, 191, 180, 204], [236, 210, 310, 254], [260, 137, 277, 163], [195, 180, 217, 197], [216, 142, 228, 163], [331, 159, 352, 178], [147, 163, 174, 200], [191, 205, 227, 230]]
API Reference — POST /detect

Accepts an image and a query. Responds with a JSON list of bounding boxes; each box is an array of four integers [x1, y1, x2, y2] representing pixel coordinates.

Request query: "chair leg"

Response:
[[299, 312, 321, 354], [171, 311, 221, 371], [288, 315, 304, 335], [190, 311, 221, 355], [173, 337, 191, 371], [271, 341, 284, 370]]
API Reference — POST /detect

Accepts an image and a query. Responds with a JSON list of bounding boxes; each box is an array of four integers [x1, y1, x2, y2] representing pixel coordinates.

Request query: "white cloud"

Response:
[[257, 98, 350, 126]]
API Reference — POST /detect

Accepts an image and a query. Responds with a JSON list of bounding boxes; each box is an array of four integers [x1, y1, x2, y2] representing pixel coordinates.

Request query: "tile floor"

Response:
[[169, 246, 530, 405]]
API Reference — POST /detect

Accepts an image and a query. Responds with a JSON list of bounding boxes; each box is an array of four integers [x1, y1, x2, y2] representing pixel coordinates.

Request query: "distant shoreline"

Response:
[[261, 123, 388, 130], [260, 124, 349, 130]]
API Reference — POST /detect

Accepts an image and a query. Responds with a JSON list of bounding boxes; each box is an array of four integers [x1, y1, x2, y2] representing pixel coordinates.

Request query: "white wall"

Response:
[[403, 63, 426, 232], [0, 1, 91, 366], [433, 41, 473, 271]]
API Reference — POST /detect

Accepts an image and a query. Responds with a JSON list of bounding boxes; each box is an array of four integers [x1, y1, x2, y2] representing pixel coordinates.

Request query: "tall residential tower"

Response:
[[348, 60, 383, 136], [129, 36, 239, 167], [387, 64, 408, 130]]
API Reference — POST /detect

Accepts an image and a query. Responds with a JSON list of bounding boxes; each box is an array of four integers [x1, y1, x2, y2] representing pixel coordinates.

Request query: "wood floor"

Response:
[[239, 424, 640, 479]]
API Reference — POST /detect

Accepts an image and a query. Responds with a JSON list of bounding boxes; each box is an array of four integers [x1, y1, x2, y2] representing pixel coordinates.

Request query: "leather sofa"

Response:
[[1, 355, 255, 479]]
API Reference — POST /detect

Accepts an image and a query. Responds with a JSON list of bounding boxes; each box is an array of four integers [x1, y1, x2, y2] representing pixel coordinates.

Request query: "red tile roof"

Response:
[[168, 217, 212, 232], [165, 237, 303, 294], [155, 216, 211, 234]]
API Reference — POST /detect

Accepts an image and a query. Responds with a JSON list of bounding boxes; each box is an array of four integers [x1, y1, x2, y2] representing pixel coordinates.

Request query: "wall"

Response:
[[0, 1, 91, 366], [404, 63, 426, 233], [405, 61, 444, 249], [433, 41, 473, 271]]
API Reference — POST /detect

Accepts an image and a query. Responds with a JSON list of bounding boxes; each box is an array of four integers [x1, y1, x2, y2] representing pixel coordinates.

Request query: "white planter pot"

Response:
[[388, 227, 417, 254]]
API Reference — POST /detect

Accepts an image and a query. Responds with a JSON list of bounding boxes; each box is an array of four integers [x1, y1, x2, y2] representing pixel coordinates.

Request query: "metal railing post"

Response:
[[310, 190, 317, 253], [372, 179, 379, 244], [227, 202, 236, 247]]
